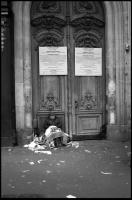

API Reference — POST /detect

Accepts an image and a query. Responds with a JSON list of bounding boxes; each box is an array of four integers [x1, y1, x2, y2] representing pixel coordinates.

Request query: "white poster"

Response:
[[75, 48, 102, 76], [39, 46, 67, 75]]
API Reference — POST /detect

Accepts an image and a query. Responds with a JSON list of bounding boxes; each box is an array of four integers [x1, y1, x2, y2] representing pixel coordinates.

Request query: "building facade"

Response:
[[1, 1, 131, 145]]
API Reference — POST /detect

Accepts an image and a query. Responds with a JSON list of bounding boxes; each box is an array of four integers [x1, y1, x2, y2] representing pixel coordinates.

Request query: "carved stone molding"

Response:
[[41, 92, 60, 111], [33, 31, 63, 49], [31, 15, 66, 47], [70, 16, 104, 30], [39, 1, 58, 11], [1, 17, 8, 52], [31, 15, 66, 30], [74, 31, 103, 47], [80, 91, 97, 110], [70, 16, 104, 47], [31, 1, 61, 18], [73, 1, 97, 14], [73, 1, 105, 22]]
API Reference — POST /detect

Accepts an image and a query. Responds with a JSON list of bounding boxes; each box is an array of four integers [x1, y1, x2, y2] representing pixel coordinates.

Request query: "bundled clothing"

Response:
[[34, 125, 71, 148]]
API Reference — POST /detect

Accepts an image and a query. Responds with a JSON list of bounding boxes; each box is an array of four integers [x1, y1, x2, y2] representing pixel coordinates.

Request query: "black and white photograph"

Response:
[[1, 1, 131, 198]]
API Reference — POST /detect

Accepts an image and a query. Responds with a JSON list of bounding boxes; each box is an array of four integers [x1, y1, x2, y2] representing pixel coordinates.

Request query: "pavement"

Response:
[[1, 140, 131, 198]]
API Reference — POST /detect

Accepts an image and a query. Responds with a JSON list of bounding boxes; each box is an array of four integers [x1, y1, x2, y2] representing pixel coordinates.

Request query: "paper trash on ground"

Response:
[[37, 159, 43, 164], [22, 170, 30, 173], [23, 125, 71, 151], [72, 142, 79, 148], [101, 171, 112, 174], [66, 195, 77, 198], [84, 150, 91, 153], [35, 150, 52, 155], [29, 162, 35, 165], [115, 156, 120, 158], [8, 149, 12, 152], [46, 170, 51, 174]]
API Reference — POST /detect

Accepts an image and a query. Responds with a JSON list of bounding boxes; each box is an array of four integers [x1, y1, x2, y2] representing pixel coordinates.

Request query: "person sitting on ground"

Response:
[[43, 114, 62, 131]]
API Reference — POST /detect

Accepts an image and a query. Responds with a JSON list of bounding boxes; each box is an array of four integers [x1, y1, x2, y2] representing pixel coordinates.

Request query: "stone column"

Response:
[[23, 2, 33, 142], [105, 2, 116, 126], [12, 2, 25, 144]]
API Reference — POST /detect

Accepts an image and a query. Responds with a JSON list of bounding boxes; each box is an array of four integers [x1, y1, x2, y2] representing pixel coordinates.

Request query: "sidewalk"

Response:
[[1, 140, 131, 198]]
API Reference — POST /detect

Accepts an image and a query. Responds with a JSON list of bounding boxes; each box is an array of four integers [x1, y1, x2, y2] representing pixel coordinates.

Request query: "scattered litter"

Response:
[[84, 150, 91, 153], [56, 163, 61, 166], [22, 170, 30, 173], [21, 175, 26, 178], [66, 195, 77, 198], [37, 159, 43, 164], [27, 141, 37, 149], [72, 142, 79, 148], [115, 156, 120, 158], [46, 170, 51, 174], [27, 181, 32, 184], [8, 149, 12, 152], [34, 145, 46, 150], [24, 125, 72, 152], [101, 171, 112, 175], [35, 150, 52, 155], [29, 162, 35, 165], [124, 145, 128, 149], [24, 144, 29, 147], [115, 160, 121, 162], [42, 180, 46, 183], [34, 151, 39, 154], [60, 160, 65, 163]]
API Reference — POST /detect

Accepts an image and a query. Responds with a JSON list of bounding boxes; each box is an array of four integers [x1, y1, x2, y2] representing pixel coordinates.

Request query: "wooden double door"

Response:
[[31, 1, 106, 138]]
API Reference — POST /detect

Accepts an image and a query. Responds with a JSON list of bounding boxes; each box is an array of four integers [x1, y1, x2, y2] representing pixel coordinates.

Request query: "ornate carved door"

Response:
[[31, 1, 105, 139]]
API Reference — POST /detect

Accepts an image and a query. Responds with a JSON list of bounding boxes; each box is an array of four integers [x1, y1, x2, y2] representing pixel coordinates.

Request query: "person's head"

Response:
[[49, 114, 55, 120]]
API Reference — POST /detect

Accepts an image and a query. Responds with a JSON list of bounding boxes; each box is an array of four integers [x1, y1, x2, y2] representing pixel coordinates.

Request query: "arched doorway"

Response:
[[30, 1, 106, 139]]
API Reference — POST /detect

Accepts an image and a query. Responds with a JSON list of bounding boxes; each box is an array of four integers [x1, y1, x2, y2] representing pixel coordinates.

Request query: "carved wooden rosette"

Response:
[[41, 92, 60, 111], [80, 91, 97, 110]]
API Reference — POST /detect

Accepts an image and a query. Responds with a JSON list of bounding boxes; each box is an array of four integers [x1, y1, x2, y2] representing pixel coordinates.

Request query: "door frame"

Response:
[[12, 1, 122, 142]]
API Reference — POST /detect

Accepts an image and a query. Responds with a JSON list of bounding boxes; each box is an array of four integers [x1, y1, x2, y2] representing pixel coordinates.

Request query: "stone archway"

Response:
[[12, 1, 128, 144]]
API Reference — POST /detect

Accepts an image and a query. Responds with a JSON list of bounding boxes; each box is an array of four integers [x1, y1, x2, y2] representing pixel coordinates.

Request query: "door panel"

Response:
[[68, 1, 105, 137], [31, 1, 105, 138], [31, 1, 68, 132], [77, 114, 102, 134]]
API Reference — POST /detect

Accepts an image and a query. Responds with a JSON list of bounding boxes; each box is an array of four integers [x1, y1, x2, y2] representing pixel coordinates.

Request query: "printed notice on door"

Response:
[[75, 48, 102, 76], [39, 47, 67, 75]]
